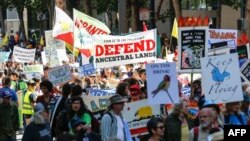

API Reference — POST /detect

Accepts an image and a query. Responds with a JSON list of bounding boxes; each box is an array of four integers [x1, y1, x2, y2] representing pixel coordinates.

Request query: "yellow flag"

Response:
[[40, 35, 44, 46], [171, 18, 178, 39], [65, 42, 79, 57], [2, 34, 9, 45]]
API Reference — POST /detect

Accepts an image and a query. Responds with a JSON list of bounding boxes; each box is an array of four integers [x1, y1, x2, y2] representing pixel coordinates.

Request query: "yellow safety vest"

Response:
[[22, 90, 34, 115]]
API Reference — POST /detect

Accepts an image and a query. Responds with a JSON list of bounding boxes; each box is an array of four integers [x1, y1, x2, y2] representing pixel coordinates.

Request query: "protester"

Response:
[[146, 117, 165, 141], [22, 102, 52, 141], [36, 80, 54, 108], [101, 94, 132, 141], [22, 80, 37, 127], [0, 76, 18, 106], [0, 90, 19, 141]]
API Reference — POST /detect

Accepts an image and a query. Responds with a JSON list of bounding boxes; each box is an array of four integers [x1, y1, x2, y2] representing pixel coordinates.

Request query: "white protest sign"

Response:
[[0, 52, 10, 63], [123, 100, 161, 137], [201, 54, 243, 103], [146, 62, 179, 104], [13, 46, 36, 63], [41, 51, 46, 65], [93, 29, 157, 68], [178, 27, 209, 73], [25, 72, 42, 80], [45, 30, 65, 49], [48, 65, 72, 86], [241, 59, 250, 83], [208, 29, 237, 50], [23, 65, 44, 74]]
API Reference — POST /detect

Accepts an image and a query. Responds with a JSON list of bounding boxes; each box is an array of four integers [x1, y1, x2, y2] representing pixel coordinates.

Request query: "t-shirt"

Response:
[[115, 115, 124, 141]]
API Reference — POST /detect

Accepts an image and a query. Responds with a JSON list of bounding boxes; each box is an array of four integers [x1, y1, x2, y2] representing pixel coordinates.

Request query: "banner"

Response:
[[0, 52, 10, 63], [94, 29, 157, 68], [241, 59, 250, 83], [82, 95, 111, 112], [237, 44, 250, 67], [23, 65, 44, 74], [208, 29, 237, 50], [201, 54, 243, 103], [146, 62, 179, 104], [13, 46, 36, 63], [48, 65, 72, 86], [178, 27, 208, 72], [123, 100, 161, 136]]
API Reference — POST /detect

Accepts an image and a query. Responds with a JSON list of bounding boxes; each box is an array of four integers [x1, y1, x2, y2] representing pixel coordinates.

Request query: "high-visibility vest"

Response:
[[22, 90, 34, 115]]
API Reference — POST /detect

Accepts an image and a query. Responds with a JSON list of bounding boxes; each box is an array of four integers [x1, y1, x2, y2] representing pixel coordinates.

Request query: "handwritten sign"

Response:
[[241, 59, 250, 83], [48, 65, 72, 86], [201, 54, 243, 103], [23, 65, 44, 74], [123, 100, 161, 136], [13, 46, 36, 63], [146, 62, 179, 104], [0, 52, 10, 63], [178, 27, 208, 72], [88, 89, 115, 96], [25, 72, 42, 80]]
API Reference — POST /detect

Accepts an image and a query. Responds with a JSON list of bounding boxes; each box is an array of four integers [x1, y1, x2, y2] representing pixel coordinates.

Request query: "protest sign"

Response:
[[178, 27, 208, 72], [88, 89, 115, 96], [48, 65, 72, 86], [146, 62, 179, 104], [201, 54, 243, 103], [23, 65, 44, 74], [0, 52, 10, 63], [13, 46, 36, 63], [241, 59, 250, 83], [45, 30, 65, 49], [94, 29, 157, 68], [25, 72, 42, 80], [41, 51, 46, 65], [208, 41, 231, 56], [78, 64, 95, 76], [82, 95, 111, 112], [123, 100, 161, 136], [208, 29, 237, 50], [237, 44, 250, 67], [45, 47, 60, 67]]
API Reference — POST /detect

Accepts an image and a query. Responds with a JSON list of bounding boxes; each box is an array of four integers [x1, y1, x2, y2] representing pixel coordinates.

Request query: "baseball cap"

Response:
[[34, 103, 46, 113], [0, 90, 12, 98]]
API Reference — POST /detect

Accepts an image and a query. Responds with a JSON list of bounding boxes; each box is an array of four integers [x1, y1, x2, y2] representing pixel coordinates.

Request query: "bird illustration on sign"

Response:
[[151, 75, 174, 103]]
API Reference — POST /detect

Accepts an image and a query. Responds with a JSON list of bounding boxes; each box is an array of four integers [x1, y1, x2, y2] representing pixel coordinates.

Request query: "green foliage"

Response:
[[221, 0, 243, 10], [97, 0, 118, 14], [6, 0, 33, 9]]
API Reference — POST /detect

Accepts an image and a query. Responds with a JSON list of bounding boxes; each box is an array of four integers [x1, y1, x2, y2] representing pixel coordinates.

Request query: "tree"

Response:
[[246, 0, 250, 40], [172, 0, 182, 19], [6, 0, 33, 42], [0, 0, 7, 34]]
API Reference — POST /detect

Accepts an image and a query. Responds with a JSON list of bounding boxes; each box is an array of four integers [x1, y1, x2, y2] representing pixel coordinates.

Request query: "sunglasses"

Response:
[[156, 126, 165, 130]]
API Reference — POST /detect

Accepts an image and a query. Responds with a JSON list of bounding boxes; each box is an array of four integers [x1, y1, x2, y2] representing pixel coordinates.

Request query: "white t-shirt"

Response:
[[115, 115, 124, 141]]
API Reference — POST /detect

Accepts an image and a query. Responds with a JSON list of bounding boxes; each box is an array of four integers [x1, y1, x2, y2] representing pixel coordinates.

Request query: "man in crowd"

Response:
[[0, 76, 18, 106], [0, 90, 19, 141]]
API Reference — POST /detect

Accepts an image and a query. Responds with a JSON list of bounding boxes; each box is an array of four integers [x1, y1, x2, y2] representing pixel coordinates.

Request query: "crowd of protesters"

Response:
[[0, 31, 250, 141]]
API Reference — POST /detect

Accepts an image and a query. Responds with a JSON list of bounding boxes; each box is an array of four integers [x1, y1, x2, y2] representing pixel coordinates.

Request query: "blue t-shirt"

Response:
[[0, 87, 18, 102]]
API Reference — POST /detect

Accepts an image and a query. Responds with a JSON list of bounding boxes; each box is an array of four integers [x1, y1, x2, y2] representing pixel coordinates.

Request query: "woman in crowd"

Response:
[[146, 117, 165, 141], [36, 80, 55, 108]]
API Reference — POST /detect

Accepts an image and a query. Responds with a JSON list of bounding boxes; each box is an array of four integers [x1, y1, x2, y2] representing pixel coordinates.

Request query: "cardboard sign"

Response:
[[0, 52, 10, 63], [23, 65, 44, 74], [178, 27, 208, 72], [241, 59, 250, 83], [13, 46, 36, 63], [237, 44, 250, 67], [82, 95, 111, 112], [123, 100, 161, 136], [48, 65, 72, 86], [146, 62, 179, 104], [94, 29, 157, 68], [201, 54, 243, 103]]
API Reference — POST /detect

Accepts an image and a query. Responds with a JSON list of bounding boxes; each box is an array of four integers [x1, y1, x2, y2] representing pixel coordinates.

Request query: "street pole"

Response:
[[149, 0, 155, 29], [118, 0, 128, 34]]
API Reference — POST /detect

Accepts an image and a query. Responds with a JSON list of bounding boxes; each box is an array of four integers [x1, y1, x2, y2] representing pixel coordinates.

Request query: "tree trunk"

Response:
[[0, 6, 4, 34], [106, 5, 113, 30], [82, 0, 92, 16], [155, 0, 163, 22], [247, 0, 250, 40], [91, 0, 97, 18], [216, 1, 222, 28], [17, 7, 27, 42], [131, 0, 139, 31], [172, 0, 182, 18]]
